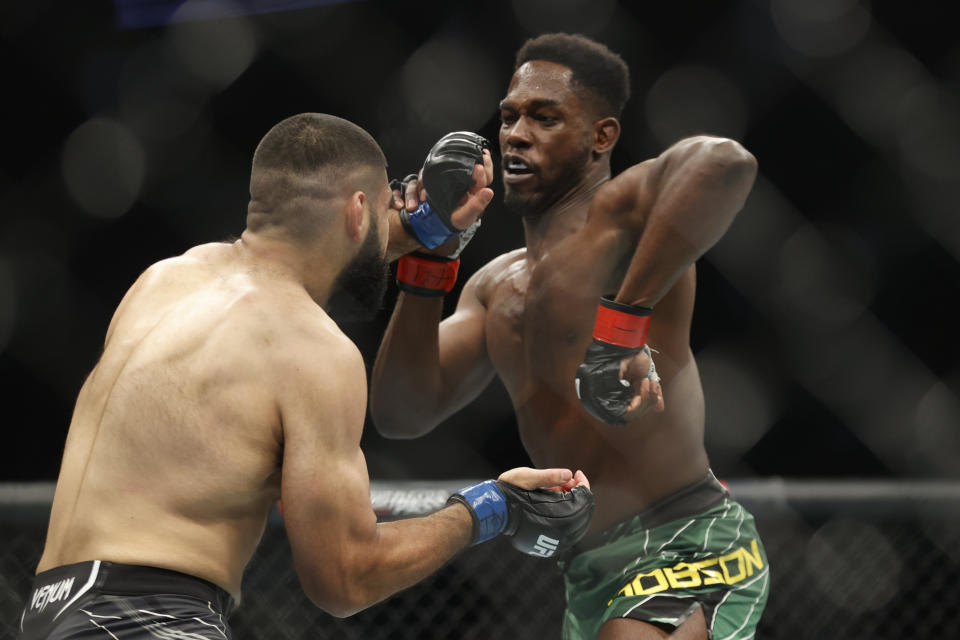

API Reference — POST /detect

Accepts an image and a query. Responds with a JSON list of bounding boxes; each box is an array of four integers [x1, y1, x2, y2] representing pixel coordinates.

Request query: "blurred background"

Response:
[[1, 1, 960, 637], [1, 0, 957, 483]]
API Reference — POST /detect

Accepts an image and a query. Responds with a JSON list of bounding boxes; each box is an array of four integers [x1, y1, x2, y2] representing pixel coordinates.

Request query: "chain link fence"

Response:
[[2, 480, 959, 639]]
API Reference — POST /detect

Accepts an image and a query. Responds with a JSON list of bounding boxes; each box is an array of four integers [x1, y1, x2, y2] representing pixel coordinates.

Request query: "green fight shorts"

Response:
[[560, 471, 769, 640]]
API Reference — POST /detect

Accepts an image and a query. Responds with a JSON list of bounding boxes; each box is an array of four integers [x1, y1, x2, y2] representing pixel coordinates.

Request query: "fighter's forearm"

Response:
[[320, 504, 472, 618], [370, 294, 446, 437], [386, 211, 422, 263], [363, 505, 472, 611], [616, 136, 757, 307]]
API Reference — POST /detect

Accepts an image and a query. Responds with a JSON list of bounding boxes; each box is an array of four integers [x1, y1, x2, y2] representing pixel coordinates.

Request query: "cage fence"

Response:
[[1, 480, 959, 639]]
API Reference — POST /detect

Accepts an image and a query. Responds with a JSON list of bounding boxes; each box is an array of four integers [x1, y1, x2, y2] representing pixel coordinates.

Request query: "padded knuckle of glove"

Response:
[[449, 479, 595, 558], [496, 482, 595, 558], [575, 341, 642, 424], [422, 131, 489, 218], [400, 132, 489, 249]]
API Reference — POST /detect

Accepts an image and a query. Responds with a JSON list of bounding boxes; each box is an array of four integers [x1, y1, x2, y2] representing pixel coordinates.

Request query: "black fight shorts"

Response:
[[18, 561, 235, 640]]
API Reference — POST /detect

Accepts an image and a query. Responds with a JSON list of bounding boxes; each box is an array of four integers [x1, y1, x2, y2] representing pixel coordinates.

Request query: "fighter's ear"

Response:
[[593, 117, 620, 158], [344, 190, 367, 242]]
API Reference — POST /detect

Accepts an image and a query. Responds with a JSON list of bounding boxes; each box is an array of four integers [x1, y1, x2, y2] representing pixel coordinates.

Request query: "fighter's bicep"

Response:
[[278, 338, 368, 491], [437, 273, 496, 389], [278, 343, 379, 600], [282, 445, 378, 608]]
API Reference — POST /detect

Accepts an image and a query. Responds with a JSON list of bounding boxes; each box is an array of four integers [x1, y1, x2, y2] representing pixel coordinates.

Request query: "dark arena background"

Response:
[[1, 0, 959, 638]]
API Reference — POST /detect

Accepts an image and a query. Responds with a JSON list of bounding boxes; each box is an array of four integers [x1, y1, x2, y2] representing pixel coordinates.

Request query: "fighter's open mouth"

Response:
[[504, 157, 533, 174]]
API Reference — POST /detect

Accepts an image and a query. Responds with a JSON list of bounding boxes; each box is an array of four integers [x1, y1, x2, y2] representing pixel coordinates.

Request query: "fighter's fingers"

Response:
[[621, 377, 665, 421], [651, 378, 665, 412], [466, 161, 486, 195], [619, 348, 650, 382], [404, 177, 422, 211], [548, 469, 591, 492], [499, 466, 573, 490], [481, 149, 494, 187], [449, 187, 493, 230], [623, 379, 645, 415], [572, 469, 590, 490]]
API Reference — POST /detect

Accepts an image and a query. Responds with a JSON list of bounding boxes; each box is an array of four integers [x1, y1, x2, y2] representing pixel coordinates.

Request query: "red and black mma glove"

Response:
[[448, 479, 594, 558], [396, 252, 460, 298], [575, 296, 654, 424]]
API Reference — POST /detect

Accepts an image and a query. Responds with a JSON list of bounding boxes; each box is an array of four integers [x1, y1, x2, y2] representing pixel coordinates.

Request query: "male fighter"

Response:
[[372, 34, 769, 639], [20, 113, 593, 640]]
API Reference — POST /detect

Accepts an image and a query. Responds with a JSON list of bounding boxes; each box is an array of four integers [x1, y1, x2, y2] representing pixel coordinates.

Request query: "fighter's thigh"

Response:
[[598, 617, 671, 639], [598, 605, 708, 640]]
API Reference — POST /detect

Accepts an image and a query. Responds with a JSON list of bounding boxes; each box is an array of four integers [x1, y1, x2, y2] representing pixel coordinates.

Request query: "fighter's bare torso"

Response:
[[36, 241, 319, 600], [473, 177, 710, 531]]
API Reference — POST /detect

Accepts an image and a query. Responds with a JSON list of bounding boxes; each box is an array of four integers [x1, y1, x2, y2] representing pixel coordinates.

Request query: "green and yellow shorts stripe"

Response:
[[561, 489, 769, 639]]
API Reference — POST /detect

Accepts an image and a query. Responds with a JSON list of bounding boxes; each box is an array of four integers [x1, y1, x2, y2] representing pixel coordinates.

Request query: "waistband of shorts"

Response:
[[570, 469, 729, 557], [34, 561, 235, 616]]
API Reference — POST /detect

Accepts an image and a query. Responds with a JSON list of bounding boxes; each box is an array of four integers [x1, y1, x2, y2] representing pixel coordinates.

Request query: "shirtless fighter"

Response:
[[372, 35, 769, 639], [19, 113, 594, 640]]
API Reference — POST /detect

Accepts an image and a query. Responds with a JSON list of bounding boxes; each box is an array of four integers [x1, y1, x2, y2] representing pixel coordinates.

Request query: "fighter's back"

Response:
[[38, 241, 297, 599]]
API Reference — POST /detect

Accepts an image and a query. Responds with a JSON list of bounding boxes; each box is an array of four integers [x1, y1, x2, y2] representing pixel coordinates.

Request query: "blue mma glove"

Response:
[[399, 131, 489, 250], [448, 479, 594, 558]]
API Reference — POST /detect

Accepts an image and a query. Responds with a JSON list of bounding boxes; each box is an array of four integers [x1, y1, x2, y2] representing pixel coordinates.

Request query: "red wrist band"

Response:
[[397, 253, 460, 296], [592, 297, 652, 348]]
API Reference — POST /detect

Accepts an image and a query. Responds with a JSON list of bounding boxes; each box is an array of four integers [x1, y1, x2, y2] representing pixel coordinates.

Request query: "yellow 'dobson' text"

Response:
[[608, 539, 765, 605]]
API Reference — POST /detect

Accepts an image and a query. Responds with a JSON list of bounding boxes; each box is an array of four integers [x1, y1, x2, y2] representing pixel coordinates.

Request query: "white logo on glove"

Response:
[[532, 534, 560, 557]]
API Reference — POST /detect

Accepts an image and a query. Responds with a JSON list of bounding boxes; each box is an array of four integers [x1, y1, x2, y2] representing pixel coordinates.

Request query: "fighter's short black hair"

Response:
[[252, 113, 386, 176], [514, 33, 630, 118]]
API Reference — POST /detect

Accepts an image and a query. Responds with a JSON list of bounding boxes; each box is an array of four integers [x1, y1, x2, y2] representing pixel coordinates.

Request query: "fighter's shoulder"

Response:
[[268, 313, 365, 411], [476, 247, 525, 277], [598, 161, 659, 207], [132, 242, 228, 285], [583, 162, 662, 230], [466, 248, 526, 299], [271, 304, 361, 370]]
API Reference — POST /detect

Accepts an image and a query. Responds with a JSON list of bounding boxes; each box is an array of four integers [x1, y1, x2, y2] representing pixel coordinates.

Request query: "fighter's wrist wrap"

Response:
[[398, 132, 489, 250], [592, 296, 652, 347], [448, 480, 508, 545], [399, 202, 456, 250], [396, 252, 460, 297], [448, 479, 595, 558], [575, 297, 655, 425]]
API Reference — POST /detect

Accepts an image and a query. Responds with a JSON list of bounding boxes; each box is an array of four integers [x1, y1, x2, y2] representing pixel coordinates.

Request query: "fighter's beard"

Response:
[[503, 146, 592, 219], [325, 222, 390, 323], [503, 189, 550, 218]]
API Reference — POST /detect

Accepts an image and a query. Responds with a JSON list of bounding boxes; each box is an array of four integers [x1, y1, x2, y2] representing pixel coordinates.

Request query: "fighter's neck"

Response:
[[522, 173, 609, 261], [235, 233, 338, 306]]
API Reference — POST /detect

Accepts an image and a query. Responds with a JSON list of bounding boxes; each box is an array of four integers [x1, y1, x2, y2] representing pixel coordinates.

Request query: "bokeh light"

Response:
[[400, 35, 501, 135], [771, 0, 871, 58], [61, 117, 146, 219], [646, 66, 749, 146]]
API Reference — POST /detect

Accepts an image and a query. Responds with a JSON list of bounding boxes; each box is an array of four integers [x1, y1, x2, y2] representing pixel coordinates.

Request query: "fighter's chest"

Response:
[[483, 264, 530, 386]]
